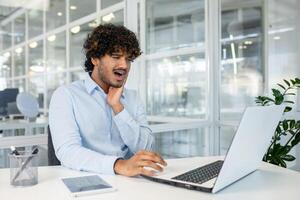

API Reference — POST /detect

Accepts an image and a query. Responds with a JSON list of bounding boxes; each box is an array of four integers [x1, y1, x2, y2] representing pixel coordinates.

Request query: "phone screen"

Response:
[[62, 175, 112, 193]]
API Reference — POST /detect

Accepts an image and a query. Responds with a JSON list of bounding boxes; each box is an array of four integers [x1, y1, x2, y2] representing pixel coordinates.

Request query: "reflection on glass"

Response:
[[101, 10, 124, 25], [14, 14, 26, 45], [70, 20, 97, 68], [147, 54, 207, 118], [1, 23, 12, 50], [14, 78, 26, 92], [101, 0, 122, 9], [154, 128, 207, 158], [146, 0, 205, 53], [28, 8, 43, 39], [46, 32, 66, 72], [70, 70, 87, 82], [46, 0, 66, 31], [0, 51, 12, 78], [220, 4, 264, 121], [47, 72, 67, 106], [29, 76, 44, 108], [29, 40, 44, 76], [14, 47, 26, 76], [69, 0, 96, 22]]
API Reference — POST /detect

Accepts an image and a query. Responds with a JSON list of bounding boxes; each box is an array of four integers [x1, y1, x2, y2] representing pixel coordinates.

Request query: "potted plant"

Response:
[[255, 78, 300, 167]]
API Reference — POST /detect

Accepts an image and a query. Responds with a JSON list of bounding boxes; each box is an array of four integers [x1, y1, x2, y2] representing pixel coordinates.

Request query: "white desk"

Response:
[[1, 157, 300, 200]]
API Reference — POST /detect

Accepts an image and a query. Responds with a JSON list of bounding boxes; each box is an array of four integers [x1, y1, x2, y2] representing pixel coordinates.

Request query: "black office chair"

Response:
[[47, 126, 61, 166]]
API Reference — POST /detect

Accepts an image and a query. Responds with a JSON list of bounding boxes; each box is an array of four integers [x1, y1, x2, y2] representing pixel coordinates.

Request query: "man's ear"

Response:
[[91, 57, 99, 67]]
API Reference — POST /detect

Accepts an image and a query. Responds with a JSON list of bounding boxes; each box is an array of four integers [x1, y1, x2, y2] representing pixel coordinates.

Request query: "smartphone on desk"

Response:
[[61, 175, 117, 197]]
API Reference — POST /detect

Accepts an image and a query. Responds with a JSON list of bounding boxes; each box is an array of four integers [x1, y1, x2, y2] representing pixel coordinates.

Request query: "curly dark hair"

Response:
[[83, 23, 142, 72]]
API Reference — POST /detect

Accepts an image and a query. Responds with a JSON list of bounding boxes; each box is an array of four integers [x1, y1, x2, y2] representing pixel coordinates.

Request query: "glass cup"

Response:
[[9, 151, 38, 187]]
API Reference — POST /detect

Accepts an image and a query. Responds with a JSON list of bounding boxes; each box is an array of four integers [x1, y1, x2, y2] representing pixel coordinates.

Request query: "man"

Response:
[[49, 24, 166, 177]]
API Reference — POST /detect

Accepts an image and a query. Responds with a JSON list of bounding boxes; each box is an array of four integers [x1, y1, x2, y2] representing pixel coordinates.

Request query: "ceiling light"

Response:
[[273, 36, 281, 40], [57, 12, 63, 16], [29, 41, 38, 48], [102, 13, 115, 22], [88, 21, 98, 28], [47, 35, 56, 42], [244, 40, 253, 45], [70, 5, 77, 10], [71, 25, 81, 34], [30, 65, 44, 73], [15, 47, 23, 54]]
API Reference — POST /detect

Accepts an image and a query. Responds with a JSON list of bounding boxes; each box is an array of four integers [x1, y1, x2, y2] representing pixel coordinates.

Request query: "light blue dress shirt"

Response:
[[49, 74, 154, 175]]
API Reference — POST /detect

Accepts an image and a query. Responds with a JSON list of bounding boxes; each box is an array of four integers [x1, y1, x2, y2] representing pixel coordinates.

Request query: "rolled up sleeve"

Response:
[[113, 95, 154, 153]]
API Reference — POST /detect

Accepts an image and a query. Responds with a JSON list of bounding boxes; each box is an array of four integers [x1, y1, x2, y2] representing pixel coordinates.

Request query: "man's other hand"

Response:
[[114, 150, 167, 176]]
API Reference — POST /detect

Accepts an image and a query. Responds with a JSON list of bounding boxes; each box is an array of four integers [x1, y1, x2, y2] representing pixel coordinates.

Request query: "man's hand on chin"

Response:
[[114, 150, 167, 177], [107, 86, 124, 114]]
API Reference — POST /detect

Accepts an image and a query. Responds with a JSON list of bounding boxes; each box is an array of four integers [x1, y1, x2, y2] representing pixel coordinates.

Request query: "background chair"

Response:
[[47, 126, 61, 166]]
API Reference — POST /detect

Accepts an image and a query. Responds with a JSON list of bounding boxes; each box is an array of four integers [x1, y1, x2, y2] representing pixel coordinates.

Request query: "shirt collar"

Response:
[[84, 73, 125, 98]]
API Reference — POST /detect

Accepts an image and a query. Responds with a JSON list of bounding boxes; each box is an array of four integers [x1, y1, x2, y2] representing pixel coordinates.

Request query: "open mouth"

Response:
[[113, 69, 127, 81]]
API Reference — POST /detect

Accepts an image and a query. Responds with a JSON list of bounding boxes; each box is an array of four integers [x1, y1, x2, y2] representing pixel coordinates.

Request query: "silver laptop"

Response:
[[143, 105, 285, 193]]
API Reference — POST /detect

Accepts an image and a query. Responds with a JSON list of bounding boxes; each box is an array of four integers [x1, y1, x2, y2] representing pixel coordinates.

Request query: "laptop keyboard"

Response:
[[171, 160, 224, 184]]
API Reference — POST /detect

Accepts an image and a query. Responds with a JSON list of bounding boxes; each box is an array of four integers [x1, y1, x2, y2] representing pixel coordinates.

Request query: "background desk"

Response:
[[1, 157, 300, 200]]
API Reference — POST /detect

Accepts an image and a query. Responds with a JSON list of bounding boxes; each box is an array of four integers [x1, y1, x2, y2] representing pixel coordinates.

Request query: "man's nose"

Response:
[[117, 57, 129, 69]]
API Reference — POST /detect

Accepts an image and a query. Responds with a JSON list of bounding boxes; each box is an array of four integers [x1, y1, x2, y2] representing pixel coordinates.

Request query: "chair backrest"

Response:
[[47, 126, 61, 166]]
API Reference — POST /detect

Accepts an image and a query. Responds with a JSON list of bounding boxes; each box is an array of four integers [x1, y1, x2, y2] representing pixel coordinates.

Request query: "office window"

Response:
[[47, 72, 67, 106], [220, 126, 237, 155], [14, 14, 26, 45], [0, 51, 12, 78], [28, 7, 44, 39], [69, 0, 96, 22], [46, 0, 66, 31], [70, 20, 96, 68], [13, 78, 26, 92], [101, 0, 123, 9], [101, 9, 124, 25], [70, 70, 86, 82], [145, 0, 206, 118], [1, 23, 12, 50], [154, 128, 208, 158], [46, 31, 66, 73], [220, 5, 264, 121], [28, 40, 44, 76], [29, 76, 45, 109], [146, 53, 206, 118], [14, 46, 26, 76], [146, 0, 204, 54]]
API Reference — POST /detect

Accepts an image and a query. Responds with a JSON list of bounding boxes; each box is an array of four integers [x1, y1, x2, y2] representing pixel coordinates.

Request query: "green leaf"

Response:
[[285, 93, 296, 95], [283, 100, 294, 104], [289, 120, 296, 129], [277, 83, 286, 90], [291, 134, 300, 146], [291, 79, 296, 85], [295, 78, 300, 84], [283, 121, 288, 130], [275, 125, 282, 133], [277, 157, 287, 168], [296, 121, 300, 129], [272, 89, 282, 97], [284, 79, 290, 87], [284, 106, 292, 112], [282, 154, 296, 161]]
